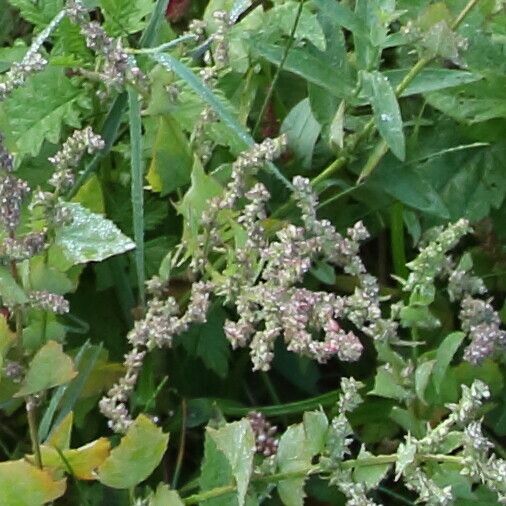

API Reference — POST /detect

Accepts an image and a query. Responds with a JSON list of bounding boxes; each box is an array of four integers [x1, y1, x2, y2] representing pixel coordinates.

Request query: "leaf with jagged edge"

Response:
[[100, 0, 155, 36], [7, 0, 63, 26], [1, 66, 88, 159]]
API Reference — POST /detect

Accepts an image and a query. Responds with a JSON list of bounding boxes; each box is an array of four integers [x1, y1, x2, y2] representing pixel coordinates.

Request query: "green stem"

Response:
[[252, 0, 305, 137], [390, 201, 408, 280], [26, 398, 42, 469], [171, 398, 187, 489]]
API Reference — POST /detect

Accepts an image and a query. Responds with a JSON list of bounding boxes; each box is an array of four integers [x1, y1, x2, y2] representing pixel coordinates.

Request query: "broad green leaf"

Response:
[[365, 70, 405, 161], [312, 0, 366, 36], [45, 411, 73, 450], [303, 410, 328, 456], [7, 0, 63, 26], [0, 315, 15, 378], [100, 0, 155, 35], [2, 66, 86, 159], [29, 257, 74, 295], [38, 438, 111, 480], [415, 360, 435, 405], [422, 21, 460, 60], [369, 367, 410, 401], [15, 341, 77, 397], [71, 174, 105, 214], [178, 304, 231, 378], [98, 414, 169, 489], [0, 266, 27, 305], [147, 116, 192, 196], [353, 447, 391, 488], [280, 98, 321, 169], [54, 202, 135, 265], [150, 484, 185, 506], [0, 459, 66, 505], [277, 424, 313, 506], [389, 407, 425, 438], [208, 420, 256, 506], [432, 332, 465, 394]]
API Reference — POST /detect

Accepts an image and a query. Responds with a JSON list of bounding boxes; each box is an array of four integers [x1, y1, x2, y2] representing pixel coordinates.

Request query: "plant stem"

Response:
[[390, 201, 408, 279], [252, 0, 305, 137], [26, 398, 43, 469], [171, 398, 187, 489]]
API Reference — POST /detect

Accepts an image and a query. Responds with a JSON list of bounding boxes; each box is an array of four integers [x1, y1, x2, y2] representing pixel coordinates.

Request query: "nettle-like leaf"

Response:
[[100, 0, 155, 36], [98, 414, 169, 489], [54, 202, 135, 265], [0, 459, 66, 506], [15, 341, 77, 397], [1, 66, 88, 159], [207, 420, 256, 506], [7, 0, 63, 26]]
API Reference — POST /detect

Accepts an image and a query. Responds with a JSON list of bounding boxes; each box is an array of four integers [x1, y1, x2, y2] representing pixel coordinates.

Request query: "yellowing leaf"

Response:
[[39, 438, 111, 480], [98, 414, 169, 489], [0, 459, 66, 506], [15, 341, 77, 397], [45, 412, 73, 450]]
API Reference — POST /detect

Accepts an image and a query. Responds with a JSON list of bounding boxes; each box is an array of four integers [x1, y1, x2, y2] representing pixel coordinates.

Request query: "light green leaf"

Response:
[[2, 66, 86, 159], [281, 98, 321, 170], [353, 446, 391, 488], [7, 0, 62, 26], [15, 341, 77, 397], [150, 484, 185, 506], [54, 202, 135, 265], [303, 410, 328, 456], [208, 420, 255, 506], [98, 414, 169, 489], [330, 100, 345, 149], [0, 459, 66, 506], [147, 116, 192, 196], [0, 266, 27, 305], [369, 367, 410, 401], [432, 332, 465, 394], [415, 360, 435, 405], [365, 70, 405, 161], [277, 424, 313, 506], [100, 0, 155, 35]]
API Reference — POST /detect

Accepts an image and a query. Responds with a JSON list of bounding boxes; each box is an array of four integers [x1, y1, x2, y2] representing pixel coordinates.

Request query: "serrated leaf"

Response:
[[208, 420, 255, 506], [15, 341, 77, 397], [432, 332, 465, 394], [7, 0, 63, 26], [98, 414, 169, 489], [2, 67, 86, 159], [100, 0, 155, 35], [369, 367, 410, 401], [365, 70, 405, 161], [150, 484, 184, 506], [277, 424, 313, 506], [147, 115, 192, 196], [0, 265, 27, 305], [38, 438, 111, 480], [54, 202, 135, 265], [353, 446, 391, 488], [415, 360, 435, 405], [0, 459, 66, 505], [303, 410, 328, 456]]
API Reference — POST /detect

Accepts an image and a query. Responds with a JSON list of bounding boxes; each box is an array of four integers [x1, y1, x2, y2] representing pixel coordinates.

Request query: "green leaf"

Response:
[[312, 0, 366, 36], [98, 414, 169, 489], [0, 459, 66, 505], [329, 100, 345, 149], [369, 366, 410, 401], [415, 360, 435, 405], [276, 424, 313, 506], [364, 70, 405, 161], [432, 332, 465, 394], [15, 341, 77, 397], [303, 410, 328, 456], [178, 304, 231, 378], [280, 98, 321, 170], [0, 265, 27, 305], [100, 0, 155, 35], [7, 0, 63, 26], [353, 447, 391, 488], [208, 420, 256, 506], [150, 484, 185, 506], [147, 116, 192, 196], [2, 66, 86, 159], [54, 202, 135, 265]]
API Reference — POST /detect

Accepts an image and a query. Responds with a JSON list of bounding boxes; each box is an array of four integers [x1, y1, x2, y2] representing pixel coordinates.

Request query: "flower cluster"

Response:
[[0, 51, 47, 101], [100, 282, 213, 432], [28, 291, 70, 314], [247, 411, 279, 456], [66, 0, 145, 94]]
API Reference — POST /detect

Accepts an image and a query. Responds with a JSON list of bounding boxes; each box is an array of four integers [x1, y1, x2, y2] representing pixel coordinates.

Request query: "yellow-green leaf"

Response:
[[98, 414, 169, 489], [150, 484, 185, 506], [45, 412, 73, 450], [0, 459, 66, 506], [15, 341, 77, 397]]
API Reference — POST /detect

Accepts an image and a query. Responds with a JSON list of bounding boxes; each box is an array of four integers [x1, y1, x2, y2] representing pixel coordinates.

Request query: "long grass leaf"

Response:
[[140, 0, 170, 47]]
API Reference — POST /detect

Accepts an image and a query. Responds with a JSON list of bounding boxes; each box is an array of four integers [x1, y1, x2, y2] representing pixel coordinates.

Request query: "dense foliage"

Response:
[[0, 0, 505, 504]]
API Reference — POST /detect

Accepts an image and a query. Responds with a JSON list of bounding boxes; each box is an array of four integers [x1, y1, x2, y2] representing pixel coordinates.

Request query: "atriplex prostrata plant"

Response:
[[0, 0, 505, 504]]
